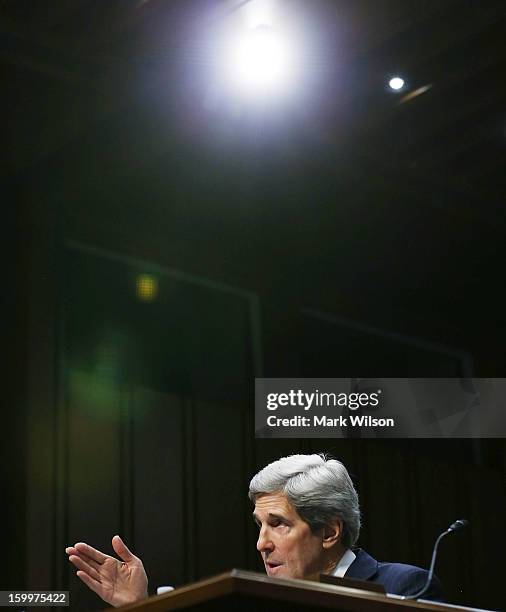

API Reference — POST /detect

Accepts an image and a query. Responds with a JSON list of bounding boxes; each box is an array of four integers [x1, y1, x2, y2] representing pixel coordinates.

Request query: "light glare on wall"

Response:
[[136, 274, 158, 302]]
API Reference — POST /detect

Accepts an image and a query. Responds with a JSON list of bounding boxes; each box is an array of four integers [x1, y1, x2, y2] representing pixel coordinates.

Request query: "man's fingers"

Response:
[[74, 542, 109, 564], [111, 535, 135, 563], [68, 549, 103, 572], [69, 555, 102, 582], [76, 571, 108, 602]]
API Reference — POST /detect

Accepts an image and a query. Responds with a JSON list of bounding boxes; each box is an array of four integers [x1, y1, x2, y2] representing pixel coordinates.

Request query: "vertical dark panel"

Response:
[[465, 466, 505, 610], [132, 387, 185, 590], [413, 458, 462, 558], [1, 179, 27, 589], [359, 443, 418, 562], [25, 191, 59, 592], [183, 401, 197, 582], [66, 371, 122, 610], [193, 401, 247, 577]]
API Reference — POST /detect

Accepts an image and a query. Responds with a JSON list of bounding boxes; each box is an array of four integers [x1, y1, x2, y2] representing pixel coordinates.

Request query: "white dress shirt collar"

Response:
[[331, 548, 357, 578]]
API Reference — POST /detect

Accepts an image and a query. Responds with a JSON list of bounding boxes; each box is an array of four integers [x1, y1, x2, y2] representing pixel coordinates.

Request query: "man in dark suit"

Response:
[[249, 454, 443, 600], [66, 454, 443, 606], [346, 548, 443, 600]]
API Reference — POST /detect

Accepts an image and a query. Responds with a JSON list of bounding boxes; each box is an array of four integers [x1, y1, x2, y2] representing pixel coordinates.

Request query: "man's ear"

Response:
[[322, 520, 342, 550]]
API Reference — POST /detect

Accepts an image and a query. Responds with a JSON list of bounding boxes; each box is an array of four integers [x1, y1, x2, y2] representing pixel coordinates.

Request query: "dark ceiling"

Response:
[[2, 0, 505, 199], [3, 0, 506, 368]]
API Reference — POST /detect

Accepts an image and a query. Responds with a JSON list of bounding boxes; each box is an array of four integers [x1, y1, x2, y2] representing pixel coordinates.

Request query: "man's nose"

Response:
[[256, 527, 274, 553]]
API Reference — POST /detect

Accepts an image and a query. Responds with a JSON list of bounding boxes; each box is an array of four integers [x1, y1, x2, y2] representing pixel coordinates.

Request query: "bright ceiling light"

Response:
[[389, 76, 405, 91], [224, 25, 295, 96], [243, 0, 274, 29]]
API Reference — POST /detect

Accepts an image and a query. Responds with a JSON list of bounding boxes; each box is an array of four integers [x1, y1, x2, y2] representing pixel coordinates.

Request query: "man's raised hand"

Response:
[[66, 535, 148, 607]]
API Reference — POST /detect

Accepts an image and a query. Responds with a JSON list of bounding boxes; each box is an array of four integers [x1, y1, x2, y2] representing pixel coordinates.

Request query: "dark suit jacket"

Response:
[[344, 548, 445, 602]]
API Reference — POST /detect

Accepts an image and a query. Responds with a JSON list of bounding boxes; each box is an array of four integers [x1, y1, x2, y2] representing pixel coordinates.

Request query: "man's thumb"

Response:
[[112, 535, 135, 562]]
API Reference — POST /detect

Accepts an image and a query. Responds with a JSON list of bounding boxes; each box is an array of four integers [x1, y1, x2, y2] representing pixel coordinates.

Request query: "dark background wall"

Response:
[[3, 105, 505, 611]]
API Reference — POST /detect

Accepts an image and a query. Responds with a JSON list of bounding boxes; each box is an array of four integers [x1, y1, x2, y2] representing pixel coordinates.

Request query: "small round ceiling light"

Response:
[[388, 76, 405, 91]]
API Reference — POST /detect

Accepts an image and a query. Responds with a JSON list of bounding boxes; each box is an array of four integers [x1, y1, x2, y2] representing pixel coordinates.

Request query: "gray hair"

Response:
[[249, 454, 361, 548]]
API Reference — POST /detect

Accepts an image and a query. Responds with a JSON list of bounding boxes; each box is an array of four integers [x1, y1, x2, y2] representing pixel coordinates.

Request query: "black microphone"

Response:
[[448, 519, 469, 532], [403, 519, 469, 600]]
